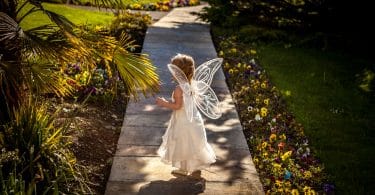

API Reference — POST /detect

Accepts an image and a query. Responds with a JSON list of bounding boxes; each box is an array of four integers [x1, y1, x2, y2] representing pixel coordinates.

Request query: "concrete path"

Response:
[[105, 4, 264, 195]]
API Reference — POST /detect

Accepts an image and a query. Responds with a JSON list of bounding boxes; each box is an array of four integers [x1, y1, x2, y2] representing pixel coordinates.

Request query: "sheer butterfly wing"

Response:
[[192, 80, 222, 119], [194, 58, 223, 92], [167, 64, 195, 121], [167, 64, 190, 92]]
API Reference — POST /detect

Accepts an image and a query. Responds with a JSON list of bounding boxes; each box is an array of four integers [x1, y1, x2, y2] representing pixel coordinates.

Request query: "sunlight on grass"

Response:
[[258, 45, 375, 194], [79, 0, 160, 5], [20, 3, 114, 30]]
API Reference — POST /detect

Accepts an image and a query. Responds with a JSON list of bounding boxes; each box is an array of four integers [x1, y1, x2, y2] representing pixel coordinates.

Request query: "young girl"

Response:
[[156, 54, 216, 177]]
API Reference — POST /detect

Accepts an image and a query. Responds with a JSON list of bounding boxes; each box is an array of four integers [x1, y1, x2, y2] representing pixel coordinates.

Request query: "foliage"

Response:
[[0, 101, 89, 194], [1, 0, 159, 193], [0, 0, 159, 122], [110, 11, 152, 52], [213, 30, 334, 193], [257, 45, 375, 194], [202, 0, 375, 55], [201, 0, 324, 30], [62, 0, 200, 11]]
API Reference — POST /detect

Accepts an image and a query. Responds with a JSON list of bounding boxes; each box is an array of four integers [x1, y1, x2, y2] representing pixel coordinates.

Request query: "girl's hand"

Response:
[[156, 97, 167, 107]]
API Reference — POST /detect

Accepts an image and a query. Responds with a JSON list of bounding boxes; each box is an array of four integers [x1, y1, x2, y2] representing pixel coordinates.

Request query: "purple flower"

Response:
[[323, 183, 335, 193]]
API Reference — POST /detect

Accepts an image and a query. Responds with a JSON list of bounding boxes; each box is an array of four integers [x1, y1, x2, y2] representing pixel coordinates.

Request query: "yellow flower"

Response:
[[303, 186, 311, 192], [219, 50, 224, 56], [237, 63, 241, 68], [291, 189, 299, 195], [261, 82, 267, 88], [264, 98, 270, 105], [279, 133, 286, 140], [253, 157, 259, 165], [250, 49, 257, 55], [277, 188, 284, 193], [261, 141, 268, 149], [229, 69, 234, 75], [269, 133, 277, 142], [255, 98, 260, 103], [261, 107, 268, 117], [224, 62, 230, 69], [281, 151, 292, 161], [273, 163, 281, 170], [230, 48, 237, 54], [275, 180, 282, 188], [304, 171, 312, 179], [285, 181, 291, 188]]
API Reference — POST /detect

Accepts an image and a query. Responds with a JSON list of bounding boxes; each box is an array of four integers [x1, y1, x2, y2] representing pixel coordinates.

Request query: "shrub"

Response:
[[238, 25, 290, 44], [0, 101, 89, 194], [110, 11, 152, 52]]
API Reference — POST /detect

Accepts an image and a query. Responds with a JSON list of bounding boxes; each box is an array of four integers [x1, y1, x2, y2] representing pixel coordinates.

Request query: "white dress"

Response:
[[157, 90, 216, 172]]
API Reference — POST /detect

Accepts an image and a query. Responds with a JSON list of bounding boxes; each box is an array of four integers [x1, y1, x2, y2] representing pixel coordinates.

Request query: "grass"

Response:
[[20, 3, 114, 30], [257, 45, 375, 194], [78, 0, 160, 6]]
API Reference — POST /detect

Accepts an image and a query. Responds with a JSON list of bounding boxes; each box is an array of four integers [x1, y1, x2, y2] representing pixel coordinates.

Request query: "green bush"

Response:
[[238, 25, 290, 44], [0, 101, 89, 194], [110, 11, 152, 52]]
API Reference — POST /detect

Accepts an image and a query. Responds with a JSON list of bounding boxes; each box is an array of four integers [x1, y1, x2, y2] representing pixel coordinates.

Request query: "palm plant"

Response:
[[0, 0, 160, 123], [1, 0, 159, 192]]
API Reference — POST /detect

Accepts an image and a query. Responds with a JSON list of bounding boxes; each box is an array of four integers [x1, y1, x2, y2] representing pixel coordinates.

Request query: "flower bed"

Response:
[[214, 35, 334, 194], [126, 0, 200, 11]]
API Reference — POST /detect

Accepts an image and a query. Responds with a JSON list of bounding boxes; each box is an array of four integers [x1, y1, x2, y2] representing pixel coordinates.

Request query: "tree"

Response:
[[0, 0, 159, 123]]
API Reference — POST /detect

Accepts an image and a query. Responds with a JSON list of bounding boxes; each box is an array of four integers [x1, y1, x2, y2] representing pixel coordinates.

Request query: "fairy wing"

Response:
[[168, 58, 223, 121], [167, 64, 195, 121], [194, 58, 223, 92], [192, 80, 222, 119], [192, 58, 223, 119]]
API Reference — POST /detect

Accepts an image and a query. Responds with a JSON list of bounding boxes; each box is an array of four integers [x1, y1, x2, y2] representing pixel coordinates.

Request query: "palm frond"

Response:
[[0, 12, 22, 50], [25, 59, 74, 97], [74, 29, 159, 98], [23, 26, 74, 62], [43, 10, 75, 33], [87, 0, 124, 9], [114, 51, 159, 98], [0, 59, 23, 120]]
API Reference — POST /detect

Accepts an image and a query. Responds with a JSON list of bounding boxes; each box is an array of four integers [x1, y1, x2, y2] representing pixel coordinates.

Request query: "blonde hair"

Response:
[[171, 54, 195, 82]]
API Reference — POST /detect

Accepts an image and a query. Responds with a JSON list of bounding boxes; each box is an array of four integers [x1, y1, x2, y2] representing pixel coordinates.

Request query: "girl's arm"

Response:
[[156, 86, 183, 110]]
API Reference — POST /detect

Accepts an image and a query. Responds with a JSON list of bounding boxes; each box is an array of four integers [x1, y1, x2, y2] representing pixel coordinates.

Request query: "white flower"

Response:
[[250, 59, 256, 64], [247, 106, 253, 112], [271, 118, 276, 123], [306, 147, 310, 155], [255, 114, 261, 121]]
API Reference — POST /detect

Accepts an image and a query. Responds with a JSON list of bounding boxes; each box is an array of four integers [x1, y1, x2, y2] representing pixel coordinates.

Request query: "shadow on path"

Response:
[[139, 174, 206, 195]]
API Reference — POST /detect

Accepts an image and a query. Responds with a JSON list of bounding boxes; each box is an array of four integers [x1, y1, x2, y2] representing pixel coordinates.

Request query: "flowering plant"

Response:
[[216, 36, 334, 194], [126, 0, 200, 11]]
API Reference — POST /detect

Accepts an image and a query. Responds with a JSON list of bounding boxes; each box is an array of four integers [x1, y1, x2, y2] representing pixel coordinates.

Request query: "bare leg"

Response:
[[171, 161, 189, 176], [180, 160, 187, 171]]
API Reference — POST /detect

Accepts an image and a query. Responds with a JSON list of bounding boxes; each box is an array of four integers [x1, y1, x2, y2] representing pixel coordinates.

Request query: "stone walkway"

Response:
[[105, 4, 264, 195]]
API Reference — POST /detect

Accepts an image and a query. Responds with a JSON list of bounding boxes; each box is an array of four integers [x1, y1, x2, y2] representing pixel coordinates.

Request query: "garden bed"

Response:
[[211, 29, 334, 193], [49, 97, 126, 194]]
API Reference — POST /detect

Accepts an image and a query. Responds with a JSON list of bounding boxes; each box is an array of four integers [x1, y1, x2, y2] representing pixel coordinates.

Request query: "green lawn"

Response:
[[78, 0, 160, 6], [258, 45, 375, 194], [20, 3, 114, 30]]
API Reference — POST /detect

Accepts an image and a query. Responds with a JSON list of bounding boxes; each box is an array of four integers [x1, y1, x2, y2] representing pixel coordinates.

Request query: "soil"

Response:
[[51, 97, 127, 194]]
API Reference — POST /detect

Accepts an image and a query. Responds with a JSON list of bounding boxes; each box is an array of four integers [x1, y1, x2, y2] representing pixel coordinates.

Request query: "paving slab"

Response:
[[105, 4, 264, 195]]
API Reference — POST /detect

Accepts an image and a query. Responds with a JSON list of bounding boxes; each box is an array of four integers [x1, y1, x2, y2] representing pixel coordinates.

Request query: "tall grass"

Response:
[[0, 100, 89, 194]]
